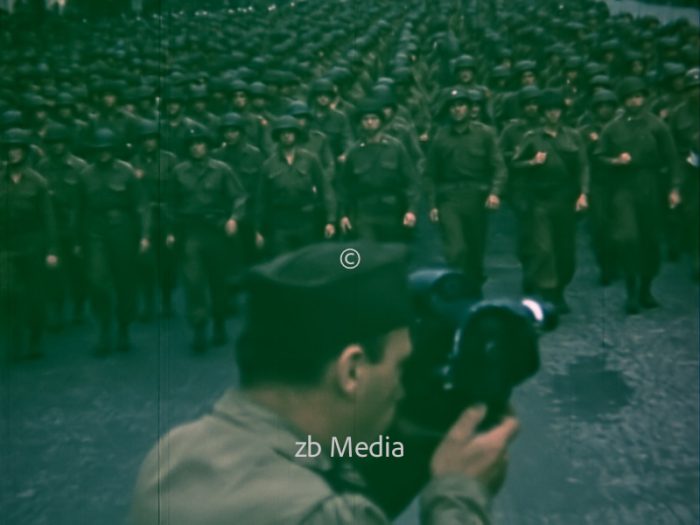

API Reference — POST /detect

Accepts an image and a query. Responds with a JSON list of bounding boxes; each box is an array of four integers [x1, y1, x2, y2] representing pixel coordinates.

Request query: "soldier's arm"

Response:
[[39, 176, 58, 257], [319, 135, 336, 183], [398, 142, 421, 215], [128, 164, 151, 243], [298, 493, 389, 525], [510, 135, 538, 169], [654, 119, 682, 192], [593, 125, 623, 166], [424, 138, 441, 210], [487, 129, 508, 197], [574, 131, 590, 196], [310, 154, 337, 224], [222, 164, 247, 222]]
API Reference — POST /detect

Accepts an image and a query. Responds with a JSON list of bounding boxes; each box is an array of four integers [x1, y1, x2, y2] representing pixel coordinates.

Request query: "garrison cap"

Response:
[[243, 242, 412, 353]]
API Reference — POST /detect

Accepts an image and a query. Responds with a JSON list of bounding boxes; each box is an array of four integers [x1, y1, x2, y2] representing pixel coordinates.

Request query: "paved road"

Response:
[[1, 206, 698, 525]]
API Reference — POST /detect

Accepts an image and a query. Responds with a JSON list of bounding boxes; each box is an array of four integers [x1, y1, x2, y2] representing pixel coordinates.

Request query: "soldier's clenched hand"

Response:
[[575, 193, 588, 212], [340, 217, 352, 233], [225, 219, 238, 236], [46, 254, 59, 268], [403, 212, 417, 228], [429, 208, 439, 223], [324, 223, 336, 239], [530, 151, 547, 165], [485, 194, 500, 210]]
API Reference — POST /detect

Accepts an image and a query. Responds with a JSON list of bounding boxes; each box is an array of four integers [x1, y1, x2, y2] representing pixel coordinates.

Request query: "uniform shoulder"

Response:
[[24, 167, 50, 187], [132, 413, 336, 524], [208, 157, 233, 172], [113, 159, 134, 170], [67, 154, 89, 169]]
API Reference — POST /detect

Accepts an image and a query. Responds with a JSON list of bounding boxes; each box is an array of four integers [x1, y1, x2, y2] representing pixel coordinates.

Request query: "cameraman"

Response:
[[130, 242, 519, 524]]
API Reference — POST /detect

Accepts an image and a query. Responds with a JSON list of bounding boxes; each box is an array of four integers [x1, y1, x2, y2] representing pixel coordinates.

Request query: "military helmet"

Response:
[[514, 60, 537, 74], [519, 85, 542, 104], [589, 75, 612, 89], [55, 92, 76, 107], [189, 85, 208, 100], [136, 120, 159, 139], [371, 85, 397, 108], [271, 115, 301, 139], [44, 124, 71, 143], [88, 128, 119, 150], [0, 110, 24, 130], [661, 62, 686, 81], [591, 89, 618, 107], [183, 124, 213, 145], [685, 68, 700, 89], [248, 82, 268, 98], [444, 86, 471, 104], [491, 65, 511, 80], [617, 76, 647, 100], [467, 89, 485, 104], [23, 94, 48, 110], [219, 112, 246, 130], [1, 128, 32, 147], [287, 101, 312, 118], [539, 89, 565, 110], [354, 98, 386, 121], [392, 67, 414, 85], [230, 79, 249, 94], [453, 54, 477, 72], [161, 87, 187, 103], [309, 78, 335, 96]]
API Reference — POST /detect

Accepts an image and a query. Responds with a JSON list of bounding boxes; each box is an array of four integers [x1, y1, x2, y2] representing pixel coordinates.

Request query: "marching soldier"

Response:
[[168, 125, 247, 352], [76, 128, 149, 355], [129, 120, 178, 319], [0, 128, 58, 361], [36, 124, 89, 328], [512, 90, 589, 313], [425, 87, 507, 298], [214, 112, 265, 267], [339, 99, 420, 243], [595, 77, 682, 314], [578, 89, 619, 285], [257, 116, 336, 256]]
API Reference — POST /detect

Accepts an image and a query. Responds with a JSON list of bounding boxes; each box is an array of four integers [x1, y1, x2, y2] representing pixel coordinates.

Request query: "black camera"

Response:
[[358, 268, 557, 516]]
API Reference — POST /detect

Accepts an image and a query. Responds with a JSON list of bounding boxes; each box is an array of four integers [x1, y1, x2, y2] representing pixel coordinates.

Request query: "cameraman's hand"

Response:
[[430, 405, 519, 495]]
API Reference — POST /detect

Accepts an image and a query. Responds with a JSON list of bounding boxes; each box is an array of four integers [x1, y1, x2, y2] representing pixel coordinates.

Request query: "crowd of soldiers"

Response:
[[1, 0, 698, 361]]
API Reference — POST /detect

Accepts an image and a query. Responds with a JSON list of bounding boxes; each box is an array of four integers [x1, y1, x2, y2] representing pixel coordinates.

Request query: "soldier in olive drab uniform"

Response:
[[668, 68, 700, 281], [213, 113, 265, 268], [595, 77, 682, 314], [578, 89, 619, 285], [76, 128, 149, 355], [129, 120, 178, 320], [425, 87, 507, 298], [0, 129, 58, 361], [512, 90, 589, 313], [307, 79, 353, 163], [256, 116, 336, 257], [168, 125, 247, 352], [160, 87, 200, 158], [35, 124, 89, 329], [500, 86, 542, 293], [286, 101, 335, 182], [339, 99, 420, 243]]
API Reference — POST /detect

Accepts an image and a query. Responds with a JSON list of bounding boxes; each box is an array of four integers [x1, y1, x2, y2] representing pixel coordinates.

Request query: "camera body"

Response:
[[358, 268, 556, 516]]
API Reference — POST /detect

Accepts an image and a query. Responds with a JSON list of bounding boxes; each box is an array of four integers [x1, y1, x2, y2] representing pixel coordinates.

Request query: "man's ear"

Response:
[[332, 344, 368, 398]]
